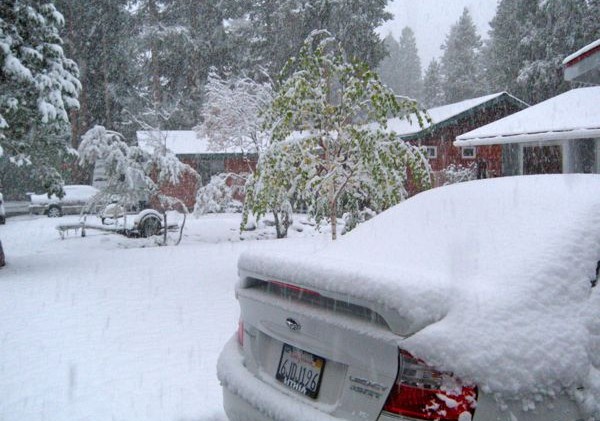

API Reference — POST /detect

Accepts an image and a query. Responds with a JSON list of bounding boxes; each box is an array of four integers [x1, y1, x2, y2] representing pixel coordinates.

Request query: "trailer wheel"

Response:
[[139, 215, 161, 237]]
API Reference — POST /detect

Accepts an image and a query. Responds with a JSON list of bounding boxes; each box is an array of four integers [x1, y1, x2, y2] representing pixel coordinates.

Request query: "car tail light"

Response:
[[382, 349, 477, 421], [269, 280, 321, 297], [237, 319, 244, 346]]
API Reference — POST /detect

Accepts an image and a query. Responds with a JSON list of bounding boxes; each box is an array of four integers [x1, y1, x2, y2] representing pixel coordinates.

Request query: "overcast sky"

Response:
[[378, 0, 500, 67]]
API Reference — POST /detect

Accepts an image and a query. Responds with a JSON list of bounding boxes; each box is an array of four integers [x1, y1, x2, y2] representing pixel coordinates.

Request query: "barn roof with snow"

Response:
[[563, 38, 600, 85], [136, 130, 252, 156], [386, 92, 528, 140], [454, 87, 600, 147]]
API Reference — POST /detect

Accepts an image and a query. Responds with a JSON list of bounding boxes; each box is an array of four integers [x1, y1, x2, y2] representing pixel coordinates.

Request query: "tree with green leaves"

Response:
[[245, 31, 431, 240], [440, 8, 484, 103], [0, 0, 81, 197]]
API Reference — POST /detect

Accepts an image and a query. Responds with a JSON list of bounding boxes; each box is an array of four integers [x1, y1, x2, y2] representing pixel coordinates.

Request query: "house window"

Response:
[[462, 147, 476, 159], [425, 146, 437, 159], [522, 145, 562, 175]]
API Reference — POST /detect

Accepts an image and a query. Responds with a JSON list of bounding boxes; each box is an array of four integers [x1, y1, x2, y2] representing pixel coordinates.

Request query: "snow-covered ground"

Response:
[[0, 213, 330, 421]]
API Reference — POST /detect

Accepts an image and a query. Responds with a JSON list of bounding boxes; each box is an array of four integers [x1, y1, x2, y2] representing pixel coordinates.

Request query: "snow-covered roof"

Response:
[[455, 87, 600, 146], [136, 130, 246, 155], [238, 174, 600, 407], [387, 92, 526, 137], [563, 38, 600, 65], [563, 38, 600, 84]]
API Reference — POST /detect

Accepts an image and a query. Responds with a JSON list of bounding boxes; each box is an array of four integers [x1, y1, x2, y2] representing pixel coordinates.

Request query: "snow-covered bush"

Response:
[[194, 173, 245, 215], [441, 163, 477, 185], [78, 126, 195, 244], [342, 208, 376, 235], [195, 69, 272, 155]]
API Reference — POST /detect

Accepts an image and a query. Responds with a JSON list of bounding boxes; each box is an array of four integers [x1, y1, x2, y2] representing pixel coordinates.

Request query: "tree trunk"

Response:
[[63, 2, 80, 151], [149, 0, 161, 106], [330, 200, 337, 240], [273, 211, 283, 239], [102, 28, 112, 129], [163, 212, 168, 245]]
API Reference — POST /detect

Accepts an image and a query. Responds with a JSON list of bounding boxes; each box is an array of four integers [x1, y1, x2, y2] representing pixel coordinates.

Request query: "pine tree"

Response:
[[484, 0, 539, 101], [246, 31, 431, 240], [517, 0, 590, 103], [156, 1, 238, 129], [585, 0, 600, 41], [55, 0, 136, 146], [378, 28, 423, 101], [229, 0, 392, 78], [0, 0, 81, 197], [127, 0, 240, 130], [485, 0, 597, 104], [396, 27, 422, 101], [440, 8, 484, 103], [378, 33, 402, 94], [422, 59, 445, 108]]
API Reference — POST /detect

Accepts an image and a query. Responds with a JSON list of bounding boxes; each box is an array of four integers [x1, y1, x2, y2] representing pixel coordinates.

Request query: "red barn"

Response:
[[137, 131, 257, 209], [388, 92, 528, 187]]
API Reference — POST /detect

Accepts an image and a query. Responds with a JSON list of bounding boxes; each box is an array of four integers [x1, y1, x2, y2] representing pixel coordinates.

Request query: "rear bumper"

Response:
[[218, 335, 341, 421], [218, 335, 585, 421], [222, 387, 276, 421]]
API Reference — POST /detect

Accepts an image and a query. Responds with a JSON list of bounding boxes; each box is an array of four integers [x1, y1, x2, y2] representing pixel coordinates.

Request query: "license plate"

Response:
[[276, 343, 325, 399]]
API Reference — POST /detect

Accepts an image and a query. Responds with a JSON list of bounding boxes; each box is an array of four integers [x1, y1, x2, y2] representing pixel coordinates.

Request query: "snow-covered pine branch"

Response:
[[0, 1, 81, 196]]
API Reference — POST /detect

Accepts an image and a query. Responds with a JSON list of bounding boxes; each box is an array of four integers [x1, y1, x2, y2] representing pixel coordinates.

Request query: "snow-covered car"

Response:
[[0, 192, 6, 224], [29, 185, 99, 217], [218, 174, 600, 421]]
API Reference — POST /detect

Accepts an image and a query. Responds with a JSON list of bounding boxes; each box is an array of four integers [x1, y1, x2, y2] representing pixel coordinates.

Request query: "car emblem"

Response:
[[286, 318, 301, 331]]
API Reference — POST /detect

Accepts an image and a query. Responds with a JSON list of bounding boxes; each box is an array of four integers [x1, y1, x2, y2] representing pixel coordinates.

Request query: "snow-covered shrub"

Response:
[[342, 208, 376, 235], [441, 163, 477, 185], [194, 173, 245, 215]]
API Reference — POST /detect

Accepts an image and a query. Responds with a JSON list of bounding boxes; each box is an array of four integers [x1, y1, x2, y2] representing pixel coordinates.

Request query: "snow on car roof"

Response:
[[455, 87, 600, 146], [239, 174, 600, 411]]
